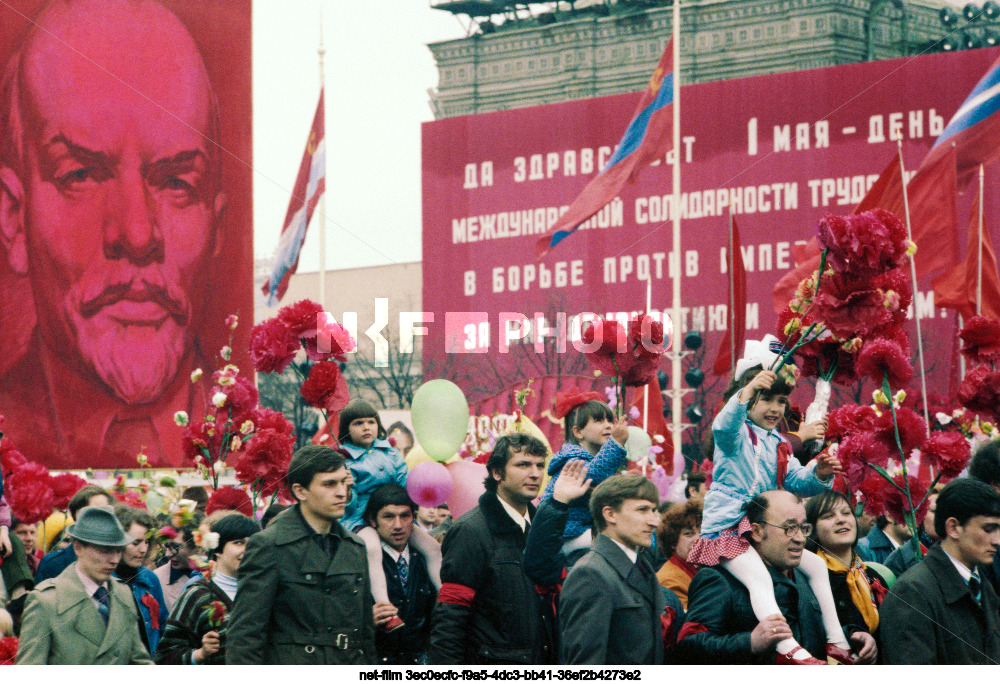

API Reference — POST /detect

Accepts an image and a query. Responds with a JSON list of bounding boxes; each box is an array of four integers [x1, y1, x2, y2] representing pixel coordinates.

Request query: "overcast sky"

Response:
[[253, 1, 464, 274]]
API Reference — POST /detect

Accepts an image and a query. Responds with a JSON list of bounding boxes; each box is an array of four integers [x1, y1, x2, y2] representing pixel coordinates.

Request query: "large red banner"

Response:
[[422, 49, 1000, 433], [0, 0, 253, 469]]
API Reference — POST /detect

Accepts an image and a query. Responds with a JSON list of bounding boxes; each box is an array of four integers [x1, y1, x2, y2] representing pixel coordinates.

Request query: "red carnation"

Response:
[[856, 337, 913, 390], [248, 318, 300, 374], [858, 472, 889, 517], [921, 432, 971, 480], [218, 375, 259, 421], [874, 407, 927, 460], [249, 407, 295, 437], [181, 421, 221, 465], [205, 486, 254, 517], [817, 209, 909, 278], [957, 366, 1000, 420], [959, 315, 1000, 366], [7, 461, 56, 525], [205, 600, 227, 629], [627, 313, 668, 354], [826, 405, 878, 441], [234, 429, 294, 496], [49, 472, 88, 510], [0, 442, 27, 480], [873, 268, 913, 319], [837, 433, 891, 491], [299, 361, 351, 412], [621, 352, 661, 388], [582, 319, 634, 377], [0, 636, 18, 665], [277, 299, 324, 337], [303, 313, 356, 363], [811, 274, 889, 339], [885, 473, 930, 527]]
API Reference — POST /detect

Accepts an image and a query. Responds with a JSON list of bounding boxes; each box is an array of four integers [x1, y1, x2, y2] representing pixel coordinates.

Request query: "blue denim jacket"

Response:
[[341, 438, 408, 532], [701, 393, 831, 536]]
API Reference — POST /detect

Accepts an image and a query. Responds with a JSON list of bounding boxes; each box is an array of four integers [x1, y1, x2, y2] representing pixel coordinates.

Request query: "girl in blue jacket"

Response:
[[540, 389, 628, 566], [688, 338, 853, 665], [339, 400, 441, 633]]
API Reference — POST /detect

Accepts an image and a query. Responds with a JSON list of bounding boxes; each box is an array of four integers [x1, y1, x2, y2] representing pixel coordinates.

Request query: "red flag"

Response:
[[262, 91, 326, 305], [712, 212, 746, 376], [932, 189, 1000, 319], [629, 381, 675, 475]]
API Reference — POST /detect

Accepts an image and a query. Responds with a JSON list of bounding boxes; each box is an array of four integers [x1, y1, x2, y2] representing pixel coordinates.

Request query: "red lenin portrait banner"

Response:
[[0, 0, 253, 469], [421, 48, 1000, 418]]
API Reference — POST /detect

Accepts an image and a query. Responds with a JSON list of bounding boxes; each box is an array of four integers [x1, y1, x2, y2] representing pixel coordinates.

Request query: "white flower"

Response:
[[173, 411, 189, 427], [220, 345, 232, 361], [203, 532, 220, 551], [191, 368, 203, 383], [240, 420, 255, 435], [213, 460, 225, 475], [217, 375, 235, 387], [212, 392, 228, 408], [936, 412, 953, 426], [229, 436, 242, 452], [177, 499, 197, 514]]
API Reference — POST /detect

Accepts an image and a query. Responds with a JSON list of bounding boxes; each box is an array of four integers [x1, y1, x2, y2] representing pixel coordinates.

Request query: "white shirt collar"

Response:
[[942, 547, 976, 583], [75, 564, 107, 602], [496, 494, 531, 532], [608, 536, 639, 564], [381, 542, 410, 564], [884, 530, 901, 549]]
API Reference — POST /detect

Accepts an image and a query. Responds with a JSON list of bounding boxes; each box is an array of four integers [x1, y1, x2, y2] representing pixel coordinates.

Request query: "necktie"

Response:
[[397, 556, 408, 587], [94, 585, 110, 625], [970, 573, 982, 606]]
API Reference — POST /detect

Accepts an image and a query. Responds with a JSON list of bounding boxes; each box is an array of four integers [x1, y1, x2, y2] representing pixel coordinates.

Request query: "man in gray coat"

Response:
[[558, 473, 666, 664], [16, 506, 152, 664], [881, 477, 1000, 665], [226, 445, 376, 664]]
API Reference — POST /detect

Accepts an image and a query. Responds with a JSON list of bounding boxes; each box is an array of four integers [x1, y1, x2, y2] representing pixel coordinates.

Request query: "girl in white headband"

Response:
[[687, 335, 855, 664]]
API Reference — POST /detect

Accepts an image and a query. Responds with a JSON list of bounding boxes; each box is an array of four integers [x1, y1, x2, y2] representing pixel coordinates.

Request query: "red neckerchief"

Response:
[[745, 423, 789, 490]]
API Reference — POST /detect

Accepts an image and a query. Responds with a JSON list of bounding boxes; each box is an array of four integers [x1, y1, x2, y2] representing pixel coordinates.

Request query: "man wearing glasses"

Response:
[[676, 490, 870, 664], [154, 527, 199, 611]]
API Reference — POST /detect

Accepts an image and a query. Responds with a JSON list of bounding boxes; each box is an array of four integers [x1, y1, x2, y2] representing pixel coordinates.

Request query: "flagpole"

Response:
[[728, 209, 735, 373], [317, 0, 327, 310], [644, 276, 652, 478], [670, 0, 685, 466], [896, 139, 931, 436], [978, 164, 984, 316]]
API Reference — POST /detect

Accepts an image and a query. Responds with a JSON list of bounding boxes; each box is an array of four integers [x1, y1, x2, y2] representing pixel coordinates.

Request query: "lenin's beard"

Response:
[[65, 279, 192, 406]]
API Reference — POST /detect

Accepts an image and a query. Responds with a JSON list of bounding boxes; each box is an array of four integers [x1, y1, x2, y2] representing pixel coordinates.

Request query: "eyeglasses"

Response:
[[760, 521, 813, 538]]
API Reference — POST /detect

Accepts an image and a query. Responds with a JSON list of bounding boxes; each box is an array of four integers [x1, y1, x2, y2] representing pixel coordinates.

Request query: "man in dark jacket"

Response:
[[226, 445, 376, 664], [559, 473, 667, 664], [969, 438, 1000, 595], [428, 433, 556, 665], [365, 484, 437, 665], [855, 515, 911, 565], [676, 490, 835, 665], [880, 478, 1000, 665]]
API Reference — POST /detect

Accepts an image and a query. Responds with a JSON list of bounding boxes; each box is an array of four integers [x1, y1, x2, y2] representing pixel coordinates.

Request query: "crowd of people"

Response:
[[2, 379, 1000, 666]]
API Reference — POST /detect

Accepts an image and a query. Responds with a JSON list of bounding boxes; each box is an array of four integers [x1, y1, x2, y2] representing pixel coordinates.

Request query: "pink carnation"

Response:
[[817, 209, 909, 278], [856, 337, 913, 390], [959, 315, 1000, 366], [920, 432, 971, 480]]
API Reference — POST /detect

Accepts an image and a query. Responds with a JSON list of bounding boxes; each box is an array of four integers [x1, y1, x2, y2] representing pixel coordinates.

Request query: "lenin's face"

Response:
[[9, 0, 222, 404]]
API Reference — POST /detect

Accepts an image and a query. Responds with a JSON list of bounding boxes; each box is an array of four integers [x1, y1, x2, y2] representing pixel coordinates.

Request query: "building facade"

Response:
[[427, 0, 955, 118]]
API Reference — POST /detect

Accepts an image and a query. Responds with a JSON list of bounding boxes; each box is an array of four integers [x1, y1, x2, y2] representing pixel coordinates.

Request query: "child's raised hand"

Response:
[[553, 459, 593, 504], [798, 417, 827, 443], [739, 370, 776, 403], [611, 418, 629, 446], [815, 448, 842, 480]]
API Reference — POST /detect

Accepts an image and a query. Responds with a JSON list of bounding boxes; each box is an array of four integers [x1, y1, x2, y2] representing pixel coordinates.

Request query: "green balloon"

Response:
[[412, 380, 470, 462]]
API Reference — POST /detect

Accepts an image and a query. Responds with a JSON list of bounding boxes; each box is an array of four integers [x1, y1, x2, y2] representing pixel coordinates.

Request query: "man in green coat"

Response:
[[226, 445, 376, 664], [16, 506, 152, 665]]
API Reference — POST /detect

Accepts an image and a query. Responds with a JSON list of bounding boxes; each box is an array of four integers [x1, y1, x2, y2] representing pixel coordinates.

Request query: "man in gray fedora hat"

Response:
[[16, 505, 153, 664]]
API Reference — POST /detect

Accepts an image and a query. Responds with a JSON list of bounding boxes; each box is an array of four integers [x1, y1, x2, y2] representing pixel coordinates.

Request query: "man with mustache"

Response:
[[0, 0, 224, 468]]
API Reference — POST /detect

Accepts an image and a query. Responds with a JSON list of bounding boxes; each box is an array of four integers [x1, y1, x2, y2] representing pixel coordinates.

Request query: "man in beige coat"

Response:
[[16, 506, 152, 664]]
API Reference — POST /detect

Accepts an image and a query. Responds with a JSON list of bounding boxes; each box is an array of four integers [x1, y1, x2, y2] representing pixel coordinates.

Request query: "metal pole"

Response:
[[728, 209, 735, 373], [978, 165, 984, 316], [670, 0, 684, 460], [896, 139, 931, 436], [318, 0, 327, 310]]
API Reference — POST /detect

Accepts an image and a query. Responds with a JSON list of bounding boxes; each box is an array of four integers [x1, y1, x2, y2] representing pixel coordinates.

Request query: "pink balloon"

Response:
[[445, 459, 488, 519], [406, 462, 453, 508]]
